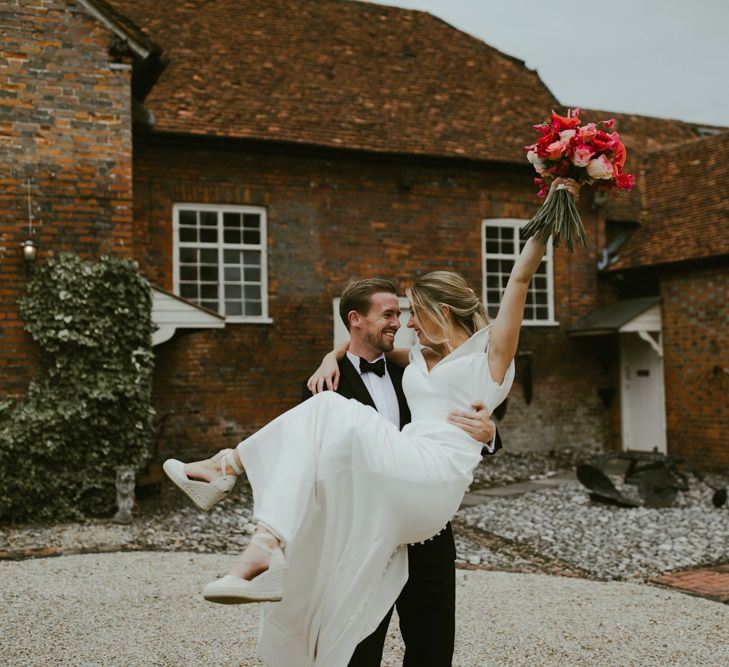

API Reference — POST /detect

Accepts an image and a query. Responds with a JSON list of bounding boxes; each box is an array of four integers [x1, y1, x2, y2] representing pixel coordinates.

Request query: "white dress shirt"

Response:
[[346, 351, 401, 428]]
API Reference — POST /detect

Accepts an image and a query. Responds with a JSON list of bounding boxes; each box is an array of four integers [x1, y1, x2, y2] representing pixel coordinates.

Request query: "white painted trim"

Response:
[[172, 203, 269, 322], [482, 218, 556, 325], [637, 330, 663, 357]]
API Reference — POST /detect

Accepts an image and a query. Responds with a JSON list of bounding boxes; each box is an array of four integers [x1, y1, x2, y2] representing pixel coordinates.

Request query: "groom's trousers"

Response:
[[348, 524, 456, 667]]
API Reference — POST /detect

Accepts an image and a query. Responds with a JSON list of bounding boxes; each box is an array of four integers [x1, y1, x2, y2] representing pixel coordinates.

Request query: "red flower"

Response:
[[601, 118, 616, 129], [534, 177, 549, 198], [615, 171, 635, 190], [613, 142, 627, 169], [550, 109, 581, 132]]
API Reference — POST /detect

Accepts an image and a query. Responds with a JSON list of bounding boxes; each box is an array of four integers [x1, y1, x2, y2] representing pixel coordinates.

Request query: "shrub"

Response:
[[0, 253, 155, 522]]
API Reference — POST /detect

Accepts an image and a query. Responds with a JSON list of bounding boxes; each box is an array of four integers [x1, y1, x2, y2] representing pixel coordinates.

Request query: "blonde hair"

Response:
[[406, 271, 488, 350]]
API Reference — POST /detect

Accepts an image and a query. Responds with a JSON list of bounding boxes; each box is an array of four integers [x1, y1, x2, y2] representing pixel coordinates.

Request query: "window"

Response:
[[482, 219, 556, 325], [173, 204, 269, 322]]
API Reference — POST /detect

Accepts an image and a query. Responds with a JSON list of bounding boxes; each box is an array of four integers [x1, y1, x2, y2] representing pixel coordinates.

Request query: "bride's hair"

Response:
[[406, 271, 488, 350]]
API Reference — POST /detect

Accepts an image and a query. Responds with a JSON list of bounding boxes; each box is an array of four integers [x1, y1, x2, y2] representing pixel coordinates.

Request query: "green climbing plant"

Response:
[[0, 253, 155, 522]]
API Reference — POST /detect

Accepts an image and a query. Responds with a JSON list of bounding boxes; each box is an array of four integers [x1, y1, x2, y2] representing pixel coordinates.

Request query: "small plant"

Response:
[[0, 253, 155, 522]]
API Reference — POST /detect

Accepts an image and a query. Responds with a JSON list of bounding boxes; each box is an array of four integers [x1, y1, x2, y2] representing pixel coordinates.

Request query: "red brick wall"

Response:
[[0, 0, 134, 397], [661, 264, 729, 471], [134, 138, 609, 459]]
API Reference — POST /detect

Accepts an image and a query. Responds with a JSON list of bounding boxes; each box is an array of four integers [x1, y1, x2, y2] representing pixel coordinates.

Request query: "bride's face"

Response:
[[407, 304, 440, 347]]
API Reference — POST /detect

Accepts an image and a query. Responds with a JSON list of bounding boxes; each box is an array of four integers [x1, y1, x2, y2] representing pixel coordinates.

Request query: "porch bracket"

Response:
[[637, 330, 663, 357]]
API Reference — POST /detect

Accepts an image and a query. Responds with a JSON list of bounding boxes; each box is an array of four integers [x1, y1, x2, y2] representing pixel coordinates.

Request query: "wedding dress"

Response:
[[236, 326, 514, 666]]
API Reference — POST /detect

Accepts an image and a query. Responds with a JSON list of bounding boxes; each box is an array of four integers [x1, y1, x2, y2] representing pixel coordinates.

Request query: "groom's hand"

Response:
[[447, 400, 495, 444]]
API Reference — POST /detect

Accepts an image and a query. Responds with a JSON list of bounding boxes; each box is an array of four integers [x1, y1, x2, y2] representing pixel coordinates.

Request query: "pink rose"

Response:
[[586, 154, 614, 180], [580, 123, 598, 142], [602, 118, 616, 129], [571, 143, 595, 168], [546, 140, 567, 160], [559, 129, 577, 143]]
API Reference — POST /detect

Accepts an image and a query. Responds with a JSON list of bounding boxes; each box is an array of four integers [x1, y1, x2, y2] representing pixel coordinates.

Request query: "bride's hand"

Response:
[[307, 352, 341, 394], [549, 177, 581, 199]]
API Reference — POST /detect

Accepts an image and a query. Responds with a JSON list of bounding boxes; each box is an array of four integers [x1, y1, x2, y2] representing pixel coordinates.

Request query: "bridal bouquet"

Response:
[[523, 108, 635, 251]]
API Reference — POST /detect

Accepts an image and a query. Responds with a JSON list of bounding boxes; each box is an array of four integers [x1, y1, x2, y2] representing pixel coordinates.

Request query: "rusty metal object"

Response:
[[576, 452, 727, 509]]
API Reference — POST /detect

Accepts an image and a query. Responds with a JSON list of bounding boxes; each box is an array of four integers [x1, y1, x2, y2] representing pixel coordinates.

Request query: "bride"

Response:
[[163, 178, 579, 666]]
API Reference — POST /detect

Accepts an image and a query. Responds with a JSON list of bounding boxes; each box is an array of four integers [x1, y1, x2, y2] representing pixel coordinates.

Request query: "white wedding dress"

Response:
[[236, 326, 514, 666]]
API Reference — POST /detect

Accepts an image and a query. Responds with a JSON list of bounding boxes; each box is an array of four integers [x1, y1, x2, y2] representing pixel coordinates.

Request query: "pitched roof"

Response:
[[575, 109, 726, 222], [105, 0, 560, 162], [608, 130, 729, 270]]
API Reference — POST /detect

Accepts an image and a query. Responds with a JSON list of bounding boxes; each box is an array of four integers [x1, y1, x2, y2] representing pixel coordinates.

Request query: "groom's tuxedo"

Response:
[[303, 355, 501, 666]]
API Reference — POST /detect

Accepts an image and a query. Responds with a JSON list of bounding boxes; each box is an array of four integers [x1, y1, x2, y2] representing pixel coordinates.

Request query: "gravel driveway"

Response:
[[3, 551, 729, 667]]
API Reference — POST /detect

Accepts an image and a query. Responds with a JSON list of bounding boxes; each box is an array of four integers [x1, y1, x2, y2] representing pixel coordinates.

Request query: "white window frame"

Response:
[[172, 203, 271, 323], [482, 218, 558, 326]]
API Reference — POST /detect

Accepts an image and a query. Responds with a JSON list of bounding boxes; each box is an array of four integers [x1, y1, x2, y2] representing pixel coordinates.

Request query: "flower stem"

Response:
[[521, 189, 587, 252]]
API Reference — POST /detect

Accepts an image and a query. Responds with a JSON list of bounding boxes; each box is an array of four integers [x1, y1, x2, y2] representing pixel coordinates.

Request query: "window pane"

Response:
[[487, 304, 499, 318], [180, 248, 196, 263], [201, 300, 218, 311], [200, 248, 218, 264], [486, 238, 499, 254], [536, 306, 549, 320], [180, 283, 197, 299], [225, 284, 242, 299], [244, 267, 261, 281], [179, 210, 197, 226], [224, 228, 241, 244], [224, 249, 239, 265], [225, 266, 241, 281], [244, 285, 261, 300], [226, 301, 243, 316], [223, 212, 242, 229], [243, 250, 260, 267], [180, 265, 197, 281], [245, 301, 262, 316], [200, 265, 217, 281], [179, 227, 197, 242], [485, 226, 499, 240], [534, 276, 547, 290], [200, 211, 217, 227], [201, 284, 218, 299], [200, 228, 218, 243], [534, 290, 548, 306], [500, 236, 514, 255], [243, 213, 260, 229], [243, 229, 261, 244], [486, 289, 500, 306], [486, 274, 499, 288]]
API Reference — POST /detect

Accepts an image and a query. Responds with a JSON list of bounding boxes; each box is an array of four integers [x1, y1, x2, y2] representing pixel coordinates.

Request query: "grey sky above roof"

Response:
[[373, 0, 729, 128]]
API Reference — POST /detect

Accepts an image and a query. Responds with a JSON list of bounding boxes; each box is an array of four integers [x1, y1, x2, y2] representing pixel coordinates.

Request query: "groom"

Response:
[[304, 278, 500, 667]]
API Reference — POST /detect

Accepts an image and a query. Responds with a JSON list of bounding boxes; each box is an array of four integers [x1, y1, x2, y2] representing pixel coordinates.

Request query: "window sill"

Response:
[[521, 320, 560, 327], [225, 316, 274, 324]]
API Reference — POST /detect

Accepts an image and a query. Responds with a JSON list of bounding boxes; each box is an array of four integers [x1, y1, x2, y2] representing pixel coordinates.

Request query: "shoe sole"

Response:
[[203, 593, 283, 605]]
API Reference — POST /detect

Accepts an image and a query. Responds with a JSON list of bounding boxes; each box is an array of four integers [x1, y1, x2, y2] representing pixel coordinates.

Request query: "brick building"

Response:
[[2, 0, 727, 471]]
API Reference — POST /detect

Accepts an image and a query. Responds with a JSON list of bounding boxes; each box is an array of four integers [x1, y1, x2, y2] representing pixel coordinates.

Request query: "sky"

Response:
[[372, 0, 729, 127]]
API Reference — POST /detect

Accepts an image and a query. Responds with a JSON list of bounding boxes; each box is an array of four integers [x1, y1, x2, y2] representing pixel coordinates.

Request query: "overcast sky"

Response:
[[373, 0, 729, 127]]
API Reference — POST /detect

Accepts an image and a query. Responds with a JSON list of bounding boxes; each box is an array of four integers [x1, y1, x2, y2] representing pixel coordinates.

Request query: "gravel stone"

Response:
[[2, 552, 728, 666]]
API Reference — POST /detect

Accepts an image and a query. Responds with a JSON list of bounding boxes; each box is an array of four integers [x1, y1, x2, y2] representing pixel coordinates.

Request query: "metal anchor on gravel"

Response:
[[576, 451, 727, 509]]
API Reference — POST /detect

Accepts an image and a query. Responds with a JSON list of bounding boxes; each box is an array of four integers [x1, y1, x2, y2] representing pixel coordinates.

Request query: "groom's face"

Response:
[[355, 292, 401, 353]]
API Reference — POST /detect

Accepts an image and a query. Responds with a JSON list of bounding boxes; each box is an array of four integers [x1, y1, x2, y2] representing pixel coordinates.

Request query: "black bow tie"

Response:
[[359, 358, 386, 377]]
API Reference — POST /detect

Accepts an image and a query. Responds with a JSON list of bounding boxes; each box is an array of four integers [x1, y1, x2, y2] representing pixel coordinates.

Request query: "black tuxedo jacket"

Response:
[[303, 355, 501, 564]]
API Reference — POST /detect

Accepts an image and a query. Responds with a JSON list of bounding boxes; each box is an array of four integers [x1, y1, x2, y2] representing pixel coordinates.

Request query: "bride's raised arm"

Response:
[[488, 177, 580, 384]]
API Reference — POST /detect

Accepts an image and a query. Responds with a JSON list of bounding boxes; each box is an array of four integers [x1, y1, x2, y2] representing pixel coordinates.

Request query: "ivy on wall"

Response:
[[0, 253, 155, 522]]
